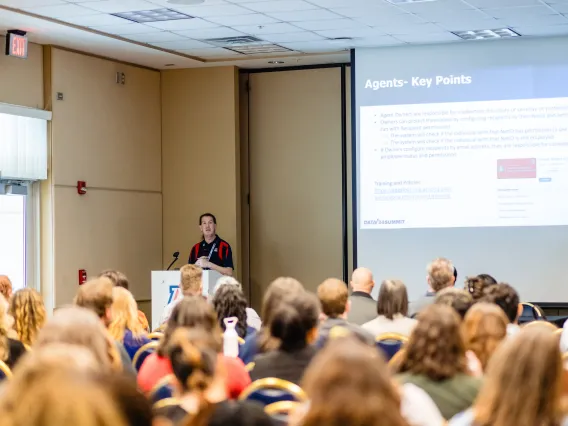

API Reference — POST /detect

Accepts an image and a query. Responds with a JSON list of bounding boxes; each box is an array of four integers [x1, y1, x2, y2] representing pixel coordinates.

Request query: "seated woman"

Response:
[[108, 287, 151, 360], [154, 327, 273, 426], [395, 304, 481, 420], [213, 276, 261, 331], [450, 326, 563, 426], [0, 294, 26, 369], [10, 288, 47, 347], [362, 279, 417, 337], [137, 296, 251, 398], [462, 303, 508, 372], [464, 274, 497, 302], [239, 277, 305, 365], [212, 285, 255, 339], [250, 291, 320, 385]]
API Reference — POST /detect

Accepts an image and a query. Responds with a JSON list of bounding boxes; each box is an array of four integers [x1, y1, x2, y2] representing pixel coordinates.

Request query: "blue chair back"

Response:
[[132, 341, 159, 371], [239, 378, 307, 407], [375, 333, 408, 361], [150, 378, 175, 405]]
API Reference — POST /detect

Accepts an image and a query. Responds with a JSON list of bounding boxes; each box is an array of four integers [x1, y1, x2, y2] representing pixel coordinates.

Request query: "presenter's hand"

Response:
[[196, 257, 212, 269]]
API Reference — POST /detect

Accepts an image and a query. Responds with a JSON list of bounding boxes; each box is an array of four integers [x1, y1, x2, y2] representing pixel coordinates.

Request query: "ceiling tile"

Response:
[[307, 0, 392, 7], [331, 5, 407, 18], [151, 39, 214, 49], [293, 18, 362, 31], [166, 4, 254, 17], [145, 0, 227, 5], [260, 31, 326, 42], [0, 0, 65, 6], [23, 3, 97, 17], [173, 27, 246, 38], [495, 14, 568, 26], [413, 8, 489, 21], [239, 0, 318, 12], [549, 3, 568, 13], [357, 13, 427, 26], [266, 9, 342, 21], [177, 47, 242, 57], [145, 17, 219, 30], [62, 13, 130, 27], [486, 6, 560, 18], [64, 0, 104, 2], [514, 23, 568, 35], [468, 0, 542, 7], [89, 22, 163, 34], [204, 13, 278, 25], [436, 18, 501, 31], [231, 22, 303, 34], [349, 36, 404, 46], [394, 31, 461, 43], [379, 22, 447, 34], [279, 40, 345, 52], [397, 0, 472, 12], [79, 0, 157, 13], [124, 31, 189, 42], [315, 27, 384, 38]]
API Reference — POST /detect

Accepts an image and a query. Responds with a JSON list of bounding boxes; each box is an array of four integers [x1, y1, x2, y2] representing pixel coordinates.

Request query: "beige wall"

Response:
[[47, 48, 162, 308], [161, 67, 241, 275], [0, 38, 43, 108]]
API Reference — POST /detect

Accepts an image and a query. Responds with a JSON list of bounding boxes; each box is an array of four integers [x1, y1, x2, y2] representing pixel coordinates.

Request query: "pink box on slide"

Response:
[[497, 158, 536, 179]]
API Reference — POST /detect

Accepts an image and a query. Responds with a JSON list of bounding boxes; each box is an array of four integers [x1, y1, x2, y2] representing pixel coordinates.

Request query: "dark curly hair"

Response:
[[397, 304, 468, 381], [480, 282, 520, 323], [212, 285, 248, 338], [465, 274, 497, 301]]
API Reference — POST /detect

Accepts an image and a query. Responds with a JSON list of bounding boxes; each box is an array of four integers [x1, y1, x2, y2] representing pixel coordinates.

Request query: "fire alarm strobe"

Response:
[[77, 181, 87, 195]]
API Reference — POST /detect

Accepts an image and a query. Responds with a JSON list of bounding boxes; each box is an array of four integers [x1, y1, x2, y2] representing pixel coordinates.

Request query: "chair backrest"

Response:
[[521, 302, 546, 320], [153, 397, 180, 412], [149, 374, 175, 405], [265, 401, 301, 426], [132, 341, 159, 371], [0, 360, 12, 381], [238, 378, 307, 406], [376, 333, 408, 361], [147, 332, 164, 341], [245, 362, 255, 372]]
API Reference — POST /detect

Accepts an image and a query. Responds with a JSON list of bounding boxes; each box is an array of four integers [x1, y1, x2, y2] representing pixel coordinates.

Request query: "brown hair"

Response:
[[434, 287, 474, 319], [426, 258, 455, 292], [481, 283, 520, 323], [473, 327, 563, 426], [271, 292, 320, 352], [300, 337, 409, 426], [180, 264, 203, 296], [397, 304, 467, 380], [464, 275, 497, 301], [98, 270, 130, 290], [0, 276, 13, 300], [157, 296, 220, 357], [376, 279, 408, 319], [258, 277, 305, 353], [317, 278, 348, 318], [9, 288, 47, 346], [462, 303, 508, 370], [74, 277, 114, 320]]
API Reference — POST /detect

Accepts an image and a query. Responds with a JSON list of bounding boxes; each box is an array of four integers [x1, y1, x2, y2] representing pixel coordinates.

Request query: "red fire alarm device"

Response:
[[78, 269, 87, 285], [5, 30, 28, 59], [77, 181, 87, 195]]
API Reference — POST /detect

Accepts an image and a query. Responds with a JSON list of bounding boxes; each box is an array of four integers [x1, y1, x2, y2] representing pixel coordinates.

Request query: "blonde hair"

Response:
[[108, 287, 145, 342], [74, 277, 114, 319], [0, 294, 11, 362], [317, 278, 348, 318], [35, 306, 120, 372], [9, 288, 46, 346], [427, 258, 455, 292], [462, 302, 508, 370], [0, 275, 13, 300], [180, 264, 203, 296]]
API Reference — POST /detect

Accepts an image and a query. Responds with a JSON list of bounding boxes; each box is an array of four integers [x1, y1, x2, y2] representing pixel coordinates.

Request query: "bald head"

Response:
[[350, 268, 374, 294]]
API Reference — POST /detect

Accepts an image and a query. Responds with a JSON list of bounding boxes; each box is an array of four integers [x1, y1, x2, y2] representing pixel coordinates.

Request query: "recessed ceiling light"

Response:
[[453, 28, 521, 40], [112, 9, 194, 23], [268, 61, 285, 64], [386, 0, 437, 3], [167, 0, 204, 4]]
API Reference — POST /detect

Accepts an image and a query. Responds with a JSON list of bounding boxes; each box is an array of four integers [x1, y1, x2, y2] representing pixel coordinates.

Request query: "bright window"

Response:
[[0, 194, 25, 291]]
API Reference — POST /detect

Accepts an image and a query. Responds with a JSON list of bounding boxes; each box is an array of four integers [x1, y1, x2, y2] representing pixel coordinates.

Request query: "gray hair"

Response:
[[213, 276, 242, 295]]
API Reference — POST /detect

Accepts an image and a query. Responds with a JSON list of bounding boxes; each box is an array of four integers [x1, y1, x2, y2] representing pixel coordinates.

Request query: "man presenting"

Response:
[[189, 213, 234, 276]]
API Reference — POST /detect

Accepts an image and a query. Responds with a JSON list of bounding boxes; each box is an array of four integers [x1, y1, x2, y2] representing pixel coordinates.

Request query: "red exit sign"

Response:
[[5, 32, 28, 59]]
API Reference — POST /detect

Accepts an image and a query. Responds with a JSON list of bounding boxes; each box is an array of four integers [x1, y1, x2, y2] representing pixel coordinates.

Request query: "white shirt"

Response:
[[362, 314, 418, 338]]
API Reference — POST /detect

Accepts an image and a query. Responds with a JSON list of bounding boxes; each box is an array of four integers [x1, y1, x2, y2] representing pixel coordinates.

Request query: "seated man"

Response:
[[480, 283, 521, 336], [346, 267, 376, 326], [316, 278, 374, 348], [409, 257, 456, 318], [160, 264, 202, 324]]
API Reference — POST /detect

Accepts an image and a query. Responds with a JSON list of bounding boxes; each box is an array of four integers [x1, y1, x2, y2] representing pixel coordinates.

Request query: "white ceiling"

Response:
[[1, 0, 568, 69]]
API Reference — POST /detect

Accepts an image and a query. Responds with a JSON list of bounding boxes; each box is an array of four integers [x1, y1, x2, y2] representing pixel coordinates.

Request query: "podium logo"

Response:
[[168, 285, 180, 304]]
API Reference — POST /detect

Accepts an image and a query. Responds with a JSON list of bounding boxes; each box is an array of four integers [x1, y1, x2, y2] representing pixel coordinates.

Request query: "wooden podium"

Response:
[[150, 269, 222, 331]]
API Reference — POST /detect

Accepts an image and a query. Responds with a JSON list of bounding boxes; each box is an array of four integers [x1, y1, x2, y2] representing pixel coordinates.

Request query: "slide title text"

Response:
[[365, 74, 472, 90]]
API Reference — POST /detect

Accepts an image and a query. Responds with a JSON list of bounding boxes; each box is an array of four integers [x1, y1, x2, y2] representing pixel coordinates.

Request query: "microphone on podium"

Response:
[[166, 251, 180, 271]]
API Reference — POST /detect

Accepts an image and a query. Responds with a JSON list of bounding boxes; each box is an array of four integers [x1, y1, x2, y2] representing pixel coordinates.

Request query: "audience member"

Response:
[[396, 304, 481, 419], [450, 327, 563, 426], [362, 279, 417, 337], [108, 287, 151, 359], [160, 264, 203, 324], [239, 277, 305, 364], [155, 328, 272, 426], [137, 296, 251, 398], [434, 288, 474, 319], [409, 258, 456, 317], [0, 275, 13, 301], [0, 293, 25, 369], [250, 291, 320, 385], [212, 284, 254, 339], [464, 274, 497, 301], [74, 277, 136, 376], [9, 288, 46, 347], [297, 337, 444, 426], [96, 374, 153, 426], [99, 269, 149, 331], [462, 303, 508, 372], [481, 283, 522, 336], [346, 267, 376, 326], [214, 276, 261, 330], [316, 278, 374, 347]]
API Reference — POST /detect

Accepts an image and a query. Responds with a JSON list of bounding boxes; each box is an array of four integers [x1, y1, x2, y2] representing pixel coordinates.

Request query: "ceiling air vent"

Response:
[[203, 36, 293, 55]]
